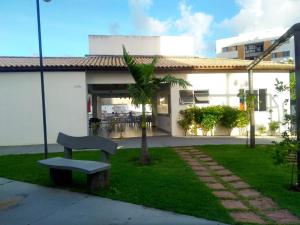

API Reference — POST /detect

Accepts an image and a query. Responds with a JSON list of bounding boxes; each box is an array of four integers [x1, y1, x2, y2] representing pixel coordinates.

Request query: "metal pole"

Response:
[[248, 69, 255, 148], [36, 0, 48, 158], [294, 30, 300, 187]]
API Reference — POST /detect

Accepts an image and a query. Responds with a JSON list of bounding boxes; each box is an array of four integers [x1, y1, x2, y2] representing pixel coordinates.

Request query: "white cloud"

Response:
[[128, 0, 214, 55], [175, 1, 213, 55], [128, 0, 171, 34], [221, 0, 300, 34]]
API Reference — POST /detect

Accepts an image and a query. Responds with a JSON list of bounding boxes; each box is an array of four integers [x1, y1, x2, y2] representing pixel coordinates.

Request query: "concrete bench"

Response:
[[38, 132, 117, 191]]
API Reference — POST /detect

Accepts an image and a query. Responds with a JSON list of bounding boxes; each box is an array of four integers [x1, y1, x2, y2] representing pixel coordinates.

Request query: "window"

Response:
[[271, 53, 277, 59], [245, 42, 264, 60], [179, 90, 194, 104], [194, 90, 209, 104], [232, 46, 238, 51], [222, 47, 229, 52], [157, 94, 169, 114], [283, 51, 290, 57], [244, 89, 267, 111], [258, 89, 267, 111]]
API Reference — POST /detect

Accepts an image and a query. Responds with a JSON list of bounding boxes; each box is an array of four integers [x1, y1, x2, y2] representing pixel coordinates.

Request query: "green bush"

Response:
[[177, 118, 190, 136], [177, 107, 196, 136], [236, 111, 250, 128], [269, 121, 280, 136], [258, 125, 266, 135], [177, 105, 246, 136], [219, 106, 240, 135], [199, 106, 223, 136], [236, 111, 249, 136]]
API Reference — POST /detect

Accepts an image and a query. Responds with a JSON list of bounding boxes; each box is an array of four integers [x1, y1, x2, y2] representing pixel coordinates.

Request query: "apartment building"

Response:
[[216, 28, 294, 62]]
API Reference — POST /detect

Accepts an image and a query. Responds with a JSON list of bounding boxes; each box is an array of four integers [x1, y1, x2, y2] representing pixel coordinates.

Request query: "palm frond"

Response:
[[156, 75, 191, 88]]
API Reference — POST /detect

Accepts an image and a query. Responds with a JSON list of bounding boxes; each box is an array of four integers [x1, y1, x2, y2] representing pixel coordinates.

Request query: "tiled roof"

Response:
[[0, 55, 294, 72]]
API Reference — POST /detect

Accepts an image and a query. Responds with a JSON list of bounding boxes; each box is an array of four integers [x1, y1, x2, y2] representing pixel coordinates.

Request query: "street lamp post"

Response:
[[36, 0, 50, 158]]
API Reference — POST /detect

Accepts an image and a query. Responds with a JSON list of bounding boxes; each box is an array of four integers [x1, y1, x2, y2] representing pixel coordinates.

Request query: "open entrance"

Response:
[[87, 84, 170, 138]]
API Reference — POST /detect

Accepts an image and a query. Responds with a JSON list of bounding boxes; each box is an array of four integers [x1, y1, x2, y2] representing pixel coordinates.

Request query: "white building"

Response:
[[216, 28, 294, 62], [0, 35, 293, 146]]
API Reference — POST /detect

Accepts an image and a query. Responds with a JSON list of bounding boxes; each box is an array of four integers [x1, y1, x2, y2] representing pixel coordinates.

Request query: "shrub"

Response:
[[177, 118, 190, 136], [219, 106, 240, 135], [177, 105, 249, 136], [257, 125, 266, 135], [269, 121, 280, 136], [236, 111, 249, 136], [177, 107, 196, 136], [91, 121, 100, 136], [236, 111, 250, 128], [200, 106, 223, 135]]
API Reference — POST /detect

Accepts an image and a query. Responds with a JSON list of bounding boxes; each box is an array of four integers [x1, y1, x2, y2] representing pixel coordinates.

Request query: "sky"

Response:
[[1, 0, 300, 57]]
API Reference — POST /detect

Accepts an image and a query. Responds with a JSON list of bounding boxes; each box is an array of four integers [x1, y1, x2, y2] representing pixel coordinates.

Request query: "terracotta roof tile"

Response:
[[0, 55, 294, 72]]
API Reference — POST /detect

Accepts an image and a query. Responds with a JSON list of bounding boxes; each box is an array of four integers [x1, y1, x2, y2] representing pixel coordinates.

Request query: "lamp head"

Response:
[[44, 0, 51, 2]]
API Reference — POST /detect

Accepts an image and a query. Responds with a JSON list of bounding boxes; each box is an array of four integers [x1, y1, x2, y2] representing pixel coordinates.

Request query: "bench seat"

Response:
[[38, 157, 111, 191], [38, 157, 110, 174]]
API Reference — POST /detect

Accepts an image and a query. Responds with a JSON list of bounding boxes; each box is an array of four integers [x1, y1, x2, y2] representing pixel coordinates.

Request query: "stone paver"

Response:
[[238, 189, 261, 198], [199, 176, 218, 183], [212, 191, 237, 199], [229, 181, 250, 189], [206, 161, 219, 166], [206, 183, 226, 190], [190, 165, 207, 171], [214, 170, 232, 176], [230, 212, 266, 224], [265, 210, 300, 224], [249, 197, 278, 211], [186, 161, 200, 166], [220, 175, 241, 182], [199, 157, 213, 162], [221, 200, 248, 210], [195, 170, 211, 177], [208, 165, 225, 171]]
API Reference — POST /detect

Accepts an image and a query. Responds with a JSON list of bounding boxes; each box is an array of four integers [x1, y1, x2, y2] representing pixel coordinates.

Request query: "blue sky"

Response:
[[0, 0, 299, 57]]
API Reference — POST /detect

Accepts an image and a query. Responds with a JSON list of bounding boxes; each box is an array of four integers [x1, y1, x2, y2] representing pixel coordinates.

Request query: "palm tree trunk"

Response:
[[140, 103, 150, 164], [297, 150, 300, 189]]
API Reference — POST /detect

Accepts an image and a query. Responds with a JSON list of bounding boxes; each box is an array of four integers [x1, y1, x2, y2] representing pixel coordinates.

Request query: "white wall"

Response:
[[170, 72, 290, 136], [89, 35, 195, 56], [86, 71, 135, 84], [0, 71, 88, 146]]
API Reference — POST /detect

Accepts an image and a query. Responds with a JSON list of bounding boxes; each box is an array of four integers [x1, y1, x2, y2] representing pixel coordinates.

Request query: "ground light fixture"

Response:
[[36, 0, 51, 158]]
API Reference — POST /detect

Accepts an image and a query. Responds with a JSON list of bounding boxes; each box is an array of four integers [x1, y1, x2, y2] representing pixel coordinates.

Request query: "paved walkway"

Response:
[[0, 178, 226, 225], [175, 147, 300, 225], [0, 136, 279, 155]]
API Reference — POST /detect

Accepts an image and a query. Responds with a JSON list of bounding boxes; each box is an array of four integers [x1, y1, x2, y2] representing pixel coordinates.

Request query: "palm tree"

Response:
[[123, 46, 190, 164]]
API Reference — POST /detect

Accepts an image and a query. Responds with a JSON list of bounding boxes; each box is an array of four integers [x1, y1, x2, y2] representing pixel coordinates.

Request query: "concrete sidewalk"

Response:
[[0, 178, 226, 225], [0, 136, 279, 155]]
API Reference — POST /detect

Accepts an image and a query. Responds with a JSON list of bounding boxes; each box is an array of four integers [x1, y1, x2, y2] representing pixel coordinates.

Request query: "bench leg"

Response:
[[87, 172, 101, 192], [50, 168, 72, 185], [100, 171, 109, 188]]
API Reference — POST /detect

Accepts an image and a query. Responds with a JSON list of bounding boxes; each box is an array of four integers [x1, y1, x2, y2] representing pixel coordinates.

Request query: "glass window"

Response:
[[245, 89, 267, 111], [283, 51, 290, 57], [157, 94, 169, 114], [179, 90, 194, 105], [222, 47, 229, 52], [194, 90, 209, 104]]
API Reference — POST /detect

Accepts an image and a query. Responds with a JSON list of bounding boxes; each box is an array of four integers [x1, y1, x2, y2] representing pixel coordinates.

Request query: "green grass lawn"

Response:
[[0, 147, 233, 224], [200, 145, 300, 219]]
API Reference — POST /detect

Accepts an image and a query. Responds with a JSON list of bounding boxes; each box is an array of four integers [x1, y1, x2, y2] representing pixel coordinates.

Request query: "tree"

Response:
[[273, 74, 299, 190], [123, 46, 190, 164]]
